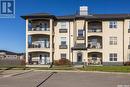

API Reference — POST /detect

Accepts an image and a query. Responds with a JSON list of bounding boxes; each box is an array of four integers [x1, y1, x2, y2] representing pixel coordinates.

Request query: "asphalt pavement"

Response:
[[0, 70, 130, 87]]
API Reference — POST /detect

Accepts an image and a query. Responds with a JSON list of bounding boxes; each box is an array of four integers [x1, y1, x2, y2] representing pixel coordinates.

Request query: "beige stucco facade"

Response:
[[23, 13, 130, 66]]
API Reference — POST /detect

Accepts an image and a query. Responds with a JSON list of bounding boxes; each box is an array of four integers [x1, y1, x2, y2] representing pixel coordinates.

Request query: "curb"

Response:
[[12, 70, 33, 76], [2, 70, 33, 78], [34, 70, 130, 75]]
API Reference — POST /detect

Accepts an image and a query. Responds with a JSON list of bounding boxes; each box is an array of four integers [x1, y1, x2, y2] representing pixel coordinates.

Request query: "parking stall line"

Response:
[[36, 72, 57, 87]]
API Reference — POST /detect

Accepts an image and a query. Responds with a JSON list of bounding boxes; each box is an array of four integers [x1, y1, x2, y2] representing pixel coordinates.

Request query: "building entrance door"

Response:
[[77, 53, 82, 63]]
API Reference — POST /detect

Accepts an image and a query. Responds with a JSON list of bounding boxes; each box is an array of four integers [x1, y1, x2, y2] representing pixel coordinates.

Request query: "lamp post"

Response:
[[83, 59, 86, 68]]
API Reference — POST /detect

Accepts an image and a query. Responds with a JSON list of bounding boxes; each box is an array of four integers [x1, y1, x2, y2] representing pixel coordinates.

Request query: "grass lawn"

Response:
[[0, 65, 26, 70], [79, 66, 130, 73], [0, 65, 130, 73], [26, 66, 130, 73]]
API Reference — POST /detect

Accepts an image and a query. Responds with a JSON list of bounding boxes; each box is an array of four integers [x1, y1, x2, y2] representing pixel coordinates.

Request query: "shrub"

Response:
[[54, 59, 71, 66], [124, 61, 130, 66]]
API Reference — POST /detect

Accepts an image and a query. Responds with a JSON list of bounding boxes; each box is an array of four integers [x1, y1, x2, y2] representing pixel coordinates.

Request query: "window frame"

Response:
[[61, 53, 67, 59], [78, 29, 84, 37], [109, 53, 117, 62], [109, 21, 117, 28], [60, 37, 67, 45], [60, 22, 67, 29], [128, 53, 130, 61], [28, 22, 32, 29], [129, 37, 130, 45], [129, 21, 130, 29], [109, 37, 117, 45]]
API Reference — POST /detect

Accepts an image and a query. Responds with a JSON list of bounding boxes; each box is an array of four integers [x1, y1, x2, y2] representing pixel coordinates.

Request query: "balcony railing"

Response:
[[59, 29, 68, 33], [28, 27, 50, 31], [88, 42, 102, 49], [88, 28, 102, 33], [29, 57, 50, 65], [28, 43, 50, 48], [59, 45, 67, 49]]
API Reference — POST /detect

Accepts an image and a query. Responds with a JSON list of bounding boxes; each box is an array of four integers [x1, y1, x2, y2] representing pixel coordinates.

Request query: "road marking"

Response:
[[0, 70, 33, 79], [36, 72, 57, 87], [12, 70, 33, 76]]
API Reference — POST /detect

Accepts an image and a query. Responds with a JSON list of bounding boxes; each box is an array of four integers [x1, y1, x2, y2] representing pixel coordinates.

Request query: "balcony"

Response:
[[59, 29, 67, 33], [88, 52, 102, 65], [88, 36, 102, 49], [28, 35, 51, 52], [28, 52, 50, 65], [28, 21, 50, 35], [28, 42, 50, 53], [88, 21, 102, 36], [88, 42, 102, 49], [59, 45, 68, 49]]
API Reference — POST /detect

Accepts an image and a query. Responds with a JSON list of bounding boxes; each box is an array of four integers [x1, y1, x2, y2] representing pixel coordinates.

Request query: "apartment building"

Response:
[[22, 6, 130, 66]]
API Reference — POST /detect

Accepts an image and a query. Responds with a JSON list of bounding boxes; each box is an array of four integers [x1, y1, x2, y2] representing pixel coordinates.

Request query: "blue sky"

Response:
[[0, 0, 130, 53]]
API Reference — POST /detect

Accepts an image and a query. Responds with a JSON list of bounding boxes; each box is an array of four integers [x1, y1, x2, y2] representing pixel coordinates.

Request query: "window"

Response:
[[129, 37, 130, 49], [61, 53, 66, 59], [109, 21, 117, 28], [28, 22, 32, 30], [41, 23, 49, 31], [129, 21, 130, 29], [60, 37, 66, 45], [128, 54, 130, 61], [109, 37, 117, 45], [129, 22, 130, 32], [78, 29, 84, 37], [61, 22, 66, 29], [129, 37, 130, 45], [44, 23, 48, 30], [109, 53, 117, 61]]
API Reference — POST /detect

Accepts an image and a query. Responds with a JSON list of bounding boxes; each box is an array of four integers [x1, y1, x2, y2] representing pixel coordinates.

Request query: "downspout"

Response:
[[69, 21, 71, 62], [123, 20, 125, 65], [83, 19, 86, 65], [72, 18, 76, 65]]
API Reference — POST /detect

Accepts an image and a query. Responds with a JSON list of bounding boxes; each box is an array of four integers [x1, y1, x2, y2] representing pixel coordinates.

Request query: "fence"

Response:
[[0, 59, 25, 67]]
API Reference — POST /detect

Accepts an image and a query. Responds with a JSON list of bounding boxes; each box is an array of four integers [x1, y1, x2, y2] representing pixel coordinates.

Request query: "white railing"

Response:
[[29, 41, 50, 48], [30, 57, 50, 65], [88, 29, 102, 32], [88, 42, 102, 49], [29, 27, 50, 31]]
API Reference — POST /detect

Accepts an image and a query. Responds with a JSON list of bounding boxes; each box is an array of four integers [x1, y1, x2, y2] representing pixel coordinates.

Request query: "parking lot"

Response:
[[0, 70, 130, 87]]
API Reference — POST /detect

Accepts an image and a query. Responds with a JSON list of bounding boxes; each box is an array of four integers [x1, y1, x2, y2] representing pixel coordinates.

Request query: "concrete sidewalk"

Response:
[[34, 69, 130, 75]]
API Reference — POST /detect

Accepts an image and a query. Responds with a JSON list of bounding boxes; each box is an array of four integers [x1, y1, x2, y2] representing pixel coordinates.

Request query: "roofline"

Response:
[[21, 13, 130, 20], [0, 50, 24, 55], [21, 14, 56, 20]]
